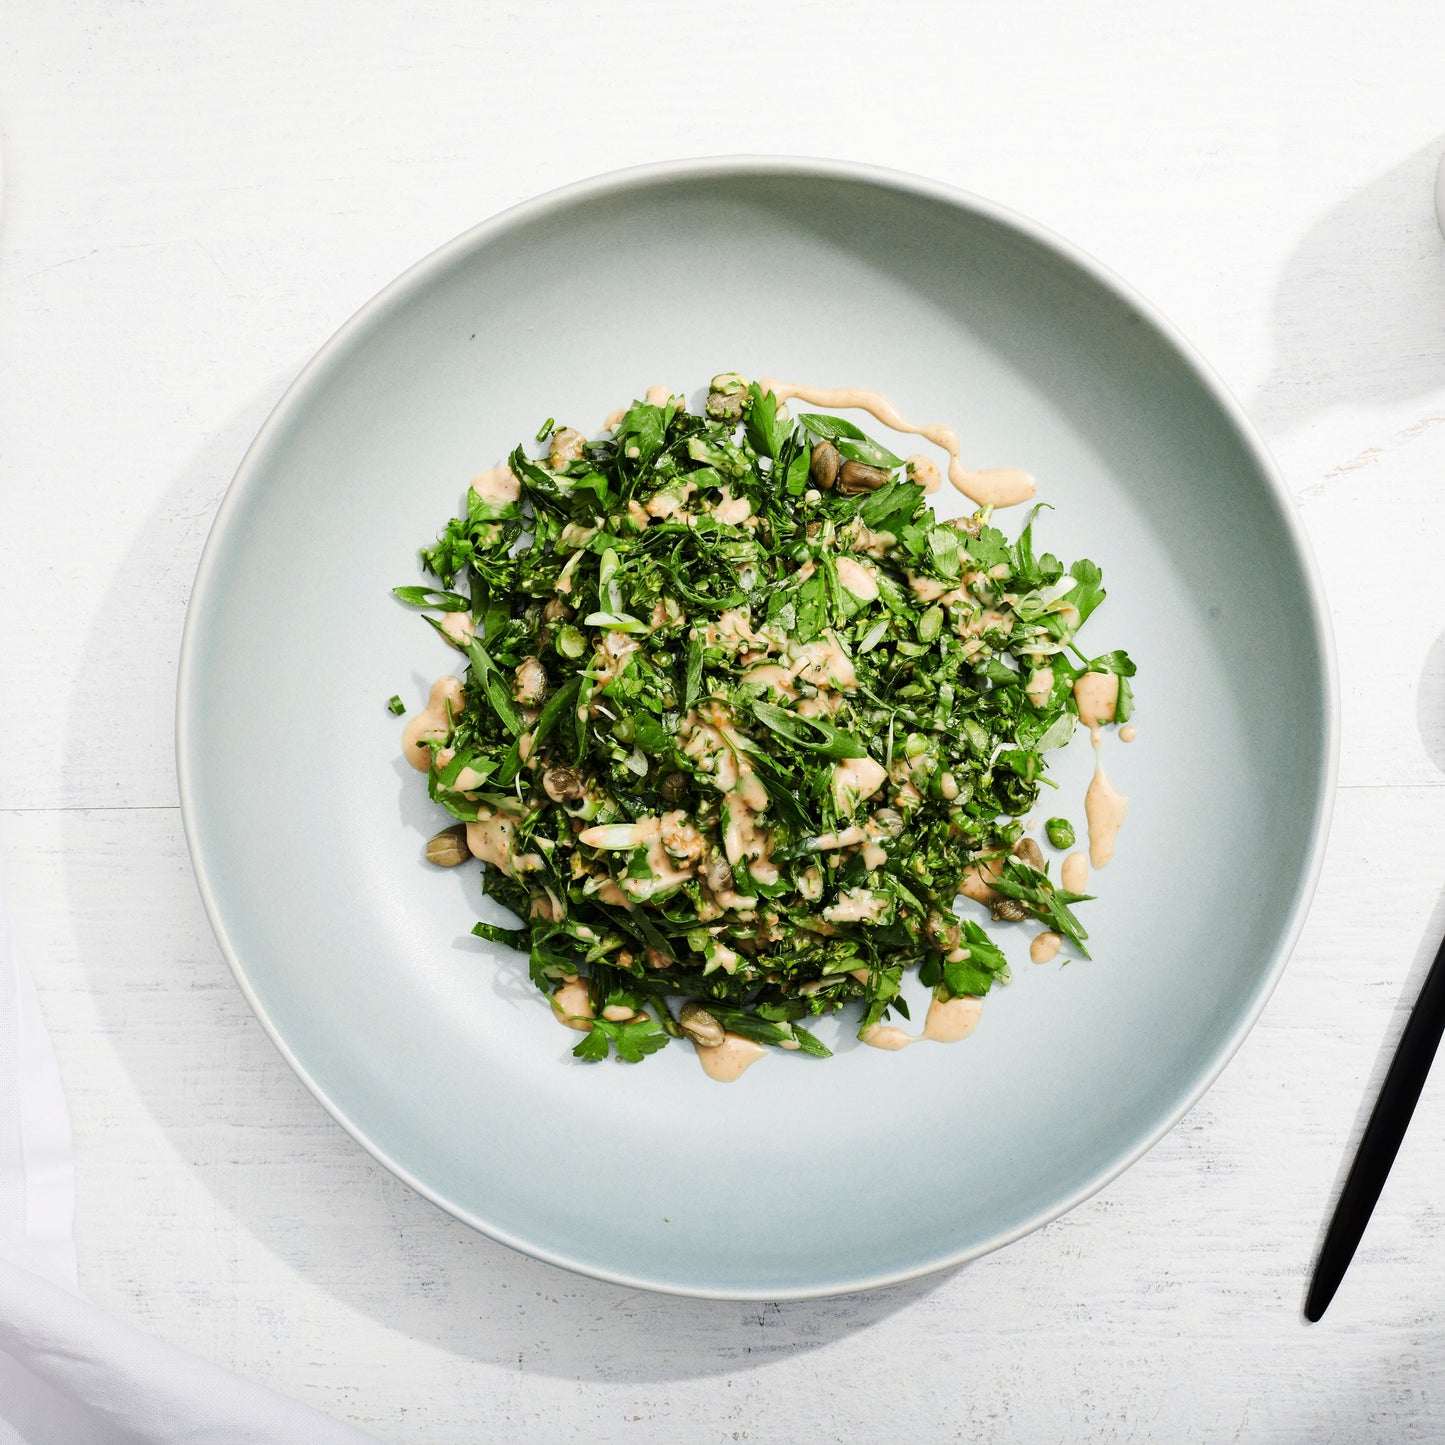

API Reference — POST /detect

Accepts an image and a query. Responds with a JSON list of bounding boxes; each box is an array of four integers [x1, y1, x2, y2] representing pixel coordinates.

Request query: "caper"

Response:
[[706, 372, 748, 421], [512, 656, 547, 706], [425, 825, 471, 867], [702, 854, 733, 892], [679, 1000, 726, 1048], [1045, 817, 1076, 850], [543, 767, 584, 803], [991, 898, 1027, 923], [836, 461, 891, 495], [1012, 837, 1045, 870], [660, 771, 688, 804], [542, 597, 573, 623], [810, 440, 841, 490]]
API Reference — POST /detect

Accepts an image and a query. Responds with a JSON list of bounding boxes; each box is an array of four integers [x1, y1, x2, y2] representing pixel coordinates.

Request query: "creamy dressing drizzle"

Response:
[[1025, 666, 1054, 709], [831, 756, 887, 813], [1030, 931, 1063, 964], [1119, 725, 1137, 743], [1061, 851, 1089, 894], [861, 994, 984, 1049], [757, 379, 1036, 510], [861, 1024, 914, 1051], [577, 815, 697, 898], [439, 610, 475, 646], [923, 993, 983, 1042], [1073, 671, 1120, 739], [695, 1031, 767, 1081], [402, 676, 464, 771], [741, 663, 799, 700], [466, 807, 524, 877], [791, 632, 857, 690], [470, 466, 520, 505], [1085, 738, 1129, 868], [712, 487, 753, 526], [834, 556, 879, 600], [959, 856, 1003, 903], [550, 977, 594, 1033], [822, 888, 888, 924]]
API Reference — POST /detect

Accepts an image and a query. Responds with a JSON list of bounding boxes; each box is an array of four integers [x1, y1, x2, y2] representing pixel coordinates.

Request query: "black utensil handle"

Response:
[[1306, 929, 1445, 1321]]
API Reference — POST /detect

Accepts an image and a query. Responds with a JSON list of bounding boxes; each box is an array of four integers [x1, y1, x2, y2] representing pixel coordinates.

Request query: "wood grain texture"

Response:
[[4, 1, 1445, 1439]]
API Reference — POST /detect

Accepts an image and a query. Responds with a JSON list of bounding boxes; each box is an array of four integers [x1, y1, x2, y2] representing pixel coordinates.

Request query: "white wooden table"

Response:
[[4, 3, 1445, 1439]]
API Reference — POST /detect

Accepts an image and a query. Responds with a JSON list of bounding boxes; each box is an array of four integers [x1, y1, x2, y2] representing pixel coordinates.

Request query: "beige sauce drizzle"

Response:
[[466, 807, 522, 877], [402, 676, 464, 771], [603, 406, 626, 430], [862, 994, 984, 1049], [861, 1024, 914, 1051], [1061, 851, 1089, 894], [960, 856, 1003, 904], [922, 993, 983, 1043], [1025, 666, 1054, 709], [723, 787, 778, 887], [712, 487, 753, 526], [1030, 931, 1063, 964], [696, 1031, 766, 1082], [792, 632, 857, 690], [758, 379, 1036, 510], [741, 664, 799, 700], [835, 556, 879, 601], [822, 888, 888, 924], [470, 466, 520, 506], [1085, 742, 1129, 868], [1119, 725, 1137, 743], [577, 816, 697, 898], [1073, 671, 1120, 739], [550, 977, 594, 1033], [439, 610, 475, 647], [905, 452, 942, 493], [831, 756, 887, 813]]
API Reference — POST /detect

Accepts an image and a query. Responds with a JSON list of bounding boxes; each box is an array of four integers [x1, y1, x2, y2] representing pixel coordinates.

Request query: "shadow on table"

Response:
[[63, 395, 953, 1385], [1245, 137, 1445, 440]]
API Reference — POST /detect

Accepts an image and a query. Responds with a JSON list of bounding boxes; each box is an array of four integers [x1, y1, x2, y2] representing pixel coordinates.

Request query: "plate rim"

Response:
[[176, 153, 1340, 1300]]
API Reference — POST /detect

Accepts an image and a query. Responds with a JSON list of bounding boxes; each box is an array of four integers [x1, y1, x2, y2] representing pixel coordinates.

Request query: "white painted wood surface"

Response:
[[4, 2, 1445, 1438]]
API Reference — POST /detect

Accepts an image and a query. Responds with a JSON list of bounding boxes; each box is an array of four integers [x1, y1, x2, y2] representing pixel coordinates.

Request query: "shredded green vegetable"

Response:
[[394, 375, 1135, 1064]]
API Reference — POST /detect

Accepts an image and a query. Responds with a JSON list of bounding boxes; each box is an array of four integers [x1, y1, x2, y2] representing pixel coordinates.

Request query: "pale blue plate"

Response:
[[177, 158, 1336, 1299]]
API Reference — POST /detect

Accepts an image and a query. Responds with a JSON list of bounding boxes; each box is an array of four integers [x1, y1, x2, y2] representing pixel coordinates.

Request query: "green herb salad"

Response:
[[395, 373, 1135, 1074]]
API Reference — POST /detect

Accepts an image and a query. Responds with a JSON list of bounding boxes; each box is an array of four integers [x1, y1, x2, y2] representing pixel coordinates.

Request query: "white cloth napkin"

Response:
[[0, 880, 380, 1445]]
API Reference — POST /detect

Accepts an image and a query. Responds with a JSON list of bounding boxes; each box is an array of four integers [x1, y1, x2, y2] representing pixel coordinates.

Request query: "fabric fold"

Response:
[[0, 878, 378, 1445]]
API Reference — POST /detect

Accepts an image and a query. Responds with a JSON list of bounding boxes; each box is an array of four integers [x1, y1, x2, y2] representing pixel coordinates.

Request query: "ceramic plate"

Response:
[[177, 158, 1336, 1298]]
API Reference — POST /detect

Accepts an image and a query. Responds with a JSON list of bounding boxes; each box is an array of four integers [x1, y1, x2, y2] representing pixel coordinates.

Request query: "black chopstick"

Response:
[[1305, 926, 1445, 1321]]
